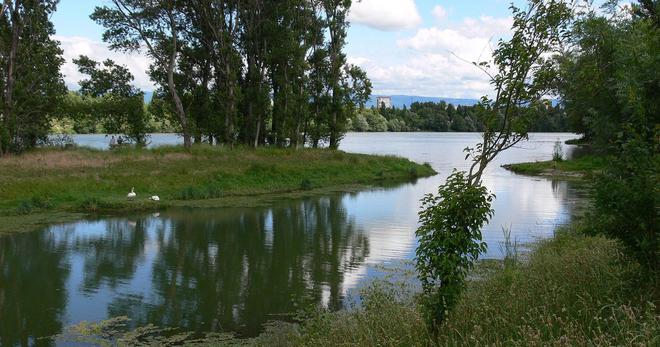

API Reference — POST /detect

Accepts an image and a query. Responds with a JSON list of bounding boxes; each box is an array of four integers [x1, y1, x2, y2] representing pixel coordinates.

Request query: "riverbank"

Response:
[[59, 223, 659, 346], [0, 146, 435, 234], [251, 226, 657, 346], [502, 155, 606, 179]]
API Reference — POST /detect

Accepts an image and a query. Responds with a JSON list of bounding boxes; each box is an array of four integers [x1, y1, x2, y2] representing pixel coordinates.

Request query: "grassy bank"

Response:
[[502, 155, 607, 179], [0, 146, 435, 234], [60, 226, 659, 346], [246, 228, 658, 346]]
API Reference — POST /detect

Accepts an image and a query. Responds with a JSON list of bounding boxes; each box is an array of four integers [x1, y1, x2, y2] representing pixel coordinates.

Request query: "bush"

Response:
[[78, 197, 106, 212], [407, 166, 418, 178], [31, 195, 54, 209], [552, 140, 563, 161], [16, 200, 34, 215], [175, 185, 224, 200], [590, 133, 658, 272], [415, 171, 494, 327], [300, 179, 313, 191], [439, 231, 659, 346]]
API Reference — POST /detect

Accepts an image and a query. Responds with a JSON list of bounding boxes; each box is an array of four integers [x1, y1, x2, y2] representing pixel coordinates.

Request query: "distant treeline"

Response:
[[348, 102, 570, 133]]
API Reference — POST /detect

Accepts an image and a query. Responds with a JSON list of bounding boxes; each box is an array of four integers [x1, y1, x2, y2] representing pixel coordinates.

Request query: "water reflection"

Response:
[[0, 195, 371, 345], [0, 232, 69, 347], [0, 133, 586, 345]]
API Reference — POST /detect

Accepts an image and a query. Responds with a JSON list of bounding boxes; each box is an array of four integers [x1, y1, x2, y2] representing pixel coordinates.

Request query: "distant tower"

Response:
[[376, 96, 392, 109]]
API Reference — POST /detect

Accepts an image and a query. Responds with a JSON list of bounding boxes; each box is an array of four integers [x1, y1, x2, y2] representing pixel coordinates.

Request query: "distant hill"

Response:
[[366, 95, 480, 108], [142, 92, 480, 108]]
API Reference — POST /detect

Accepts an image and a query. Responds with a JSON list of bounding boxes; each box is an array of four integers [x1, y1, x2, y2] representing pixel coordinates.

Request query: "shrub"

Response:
[[300, 179, 313, 191], [175, 185, 223, 200], [79, 197, 106, 212], [415, 171, 494, 327], [552, 140, 564, 161], [16, 200, 34, 215], [31, 195, 53, 209], [590, 132, 658, 272]]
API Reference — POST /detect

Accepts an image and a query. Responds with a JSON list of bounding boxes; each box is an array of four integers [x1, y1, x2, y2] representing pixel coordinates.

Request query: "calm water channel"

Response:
[[1, 133, 585, 345]]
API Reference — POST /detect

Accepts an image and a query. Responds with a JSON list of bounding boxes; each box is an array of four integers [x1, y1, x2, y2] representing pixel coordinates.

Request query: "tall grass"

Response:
[[0, 146, 435, 221], [254, 230, 658, 346], [503, 155, 608, 177]]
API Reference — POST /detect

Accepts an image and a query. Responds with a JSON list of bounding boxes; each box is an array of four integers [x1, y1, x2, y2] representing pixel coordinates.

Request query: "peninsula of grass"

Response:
[[0, 145, 435, 234], [502, 155, 607, 179]]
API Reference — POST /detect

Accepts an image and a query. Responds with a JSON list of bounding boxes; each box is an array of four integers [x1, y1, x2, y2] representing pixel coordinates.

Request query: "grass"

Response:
[[0, 145, 435, 234], [502, 155, 607, 179], [58, 226, 659, 346], [250, 228, 658, 347]]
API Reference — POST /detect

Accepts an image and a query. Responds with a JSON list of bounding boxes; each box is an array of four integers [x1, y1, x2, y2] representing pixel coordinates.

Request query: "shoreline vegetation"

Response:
[[59, 224, 659, 346], [502, 155, 606, 179], [56, 154, 658, 346], [0, 146, 435, 235]]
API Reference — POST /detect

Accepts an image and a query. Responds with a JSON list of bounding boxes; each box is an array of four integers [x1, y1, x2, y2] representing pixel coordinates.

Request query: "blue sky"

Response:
[[51, 0, 538, 98]]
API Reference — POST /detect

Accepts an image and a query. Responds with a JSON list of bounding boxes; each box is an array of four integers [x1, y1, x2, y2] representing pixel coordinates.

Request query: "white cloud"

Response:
[[431, 5, 447, 21], [55, 35, 155, 91], [349, 15, 515, 98], [460, 16, 512, 38], [354, 52, 491, 98], [348, 0, 422, 31]]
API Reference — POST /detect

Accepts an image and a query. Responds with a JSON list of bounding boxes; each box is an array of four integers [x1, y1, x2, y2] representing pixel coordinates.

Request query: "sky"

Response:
[[52, 0, 537, 99]]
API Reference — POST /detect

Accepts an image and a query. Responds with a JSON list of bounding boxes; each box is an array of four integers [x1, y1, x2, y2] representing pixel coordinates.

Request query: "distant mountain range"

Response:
[[144, 92, 479, 108], [366, 95, 480, 108]]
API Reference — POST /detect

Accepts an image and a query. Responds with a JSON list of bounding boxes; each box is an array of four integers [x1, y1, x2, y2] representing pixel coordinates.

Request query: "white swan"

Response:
[[149, 195, 160, 202], [127, 187, 136, 200]]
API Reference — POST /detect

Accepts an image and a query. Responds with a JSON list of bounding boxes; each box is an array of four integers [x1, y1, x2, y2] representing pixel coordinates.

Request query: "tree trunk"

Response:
[[166, 11, 190, 149], [2, 0, 20, 154]]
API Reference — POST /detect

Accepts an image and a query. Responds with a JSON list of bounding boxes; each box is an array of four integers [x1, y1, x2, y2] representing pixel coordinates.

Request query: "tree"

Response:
[[322, 0, 351, 149], [558, 1, 659, 272], [92, 0, 193, 148], [0, 0, 65, 154], [415, 0, 572, 327], [72, 56, 149, 145]]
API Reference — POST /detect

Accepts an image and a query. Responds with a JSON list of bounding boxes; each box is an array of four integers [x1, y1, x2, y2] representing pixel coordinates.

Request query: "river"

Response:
[[0, 132, 584, 345]]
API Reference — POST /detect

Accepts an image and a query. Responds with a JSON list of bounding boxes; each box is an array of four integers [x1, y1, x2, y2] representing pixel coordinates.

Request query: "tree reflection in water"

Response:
[[0, 231, 69, 347], [0, 193, 370, 345]]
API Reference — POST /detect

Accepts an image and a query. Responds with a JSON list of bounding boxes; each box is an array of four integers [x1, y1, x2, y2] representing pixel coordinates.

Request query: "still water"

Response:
[[1, 133, 584, 345]]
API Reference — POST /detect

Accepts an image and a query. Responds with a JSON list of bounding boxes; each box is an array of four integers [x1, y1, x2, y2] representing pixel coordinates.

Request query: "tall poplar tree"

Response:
[[0, 0, 65, 154], [92, 0, 193, 148]]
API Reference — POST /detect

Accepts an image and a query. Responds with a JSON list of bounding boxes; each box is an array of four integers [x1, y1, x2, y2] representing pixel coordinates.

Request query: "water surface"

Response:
[[1, 133, 585, 345]]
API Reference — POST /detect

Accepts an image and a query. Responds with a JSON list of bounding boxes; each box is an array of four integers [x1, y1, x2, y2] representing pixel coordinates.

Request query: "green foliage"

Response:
[[0, 0, 66, 154], [78, 197, 108, 212], [63, 229, 657, 346], [554, 2, 659, 272], [591, 131, 659, 272], [415, 171, 494, 326], [175, 185, 224, 201], [71, 56, 150, 145], [503, 154, 607, 177], [414, 0, 572, 331], [15, 200, 33, 215], [557, 4, 659, 149], [0, 147, 435, 226], [300, 179, 313, 191], [438, 230, 658, 346], [552, 140, 564, 161], [91, 0, 368, 149]]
